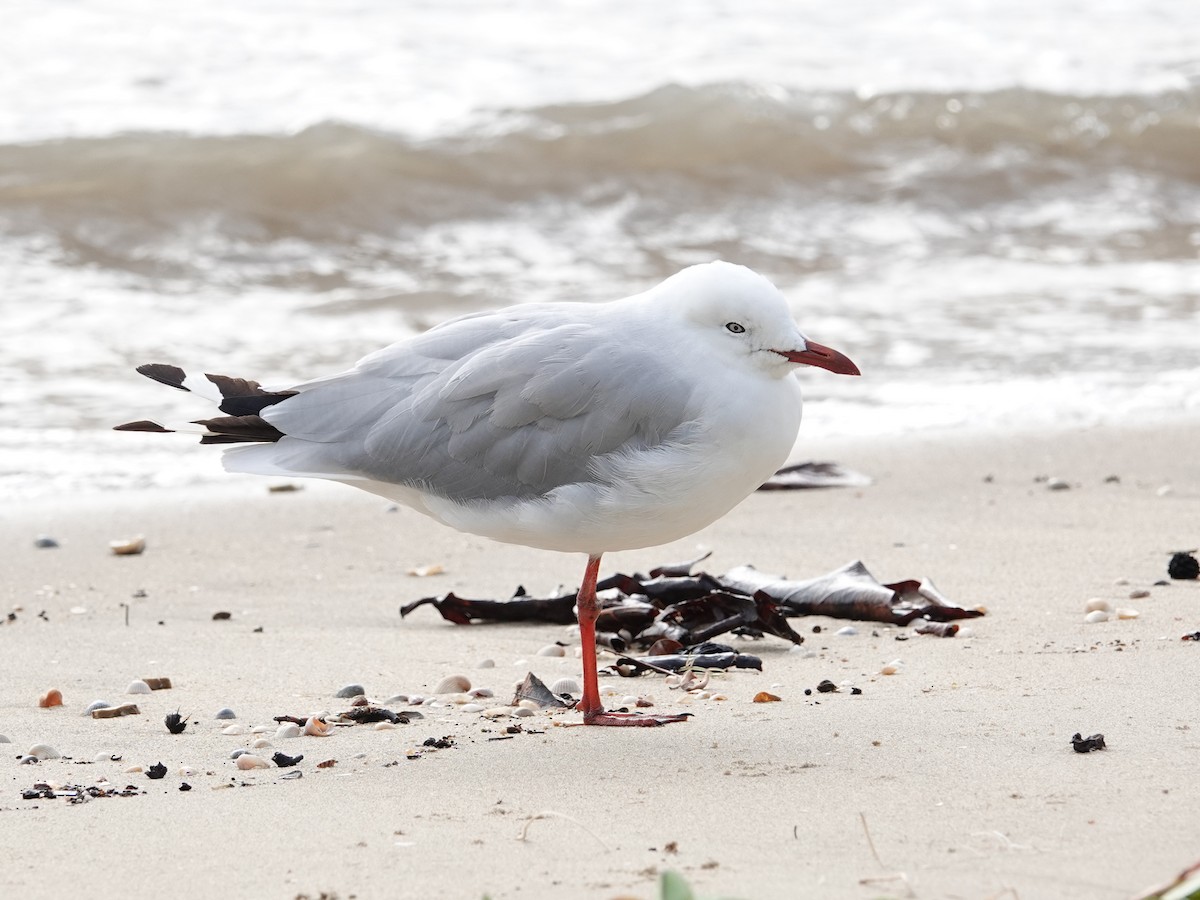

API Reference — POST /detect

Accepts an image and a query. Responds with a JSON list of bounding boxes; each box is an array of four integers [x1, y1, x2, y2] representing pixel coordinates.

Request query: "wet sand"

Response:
[[2, 420, 1198, 899]]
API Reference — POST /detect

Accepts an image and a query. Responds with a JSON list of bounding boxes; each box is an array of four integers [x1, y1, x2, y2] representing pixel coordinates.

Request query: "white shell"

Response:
[[275, 724, 301, 739], [124, 765, 143, 774], [512, 707, 535, 717], [477, 659, 496, 669], [550, 677, 580, 695], [178, 766, 198, 776], [83, 700, 113, 715], [214, 707, 237, 720], [1085, 598, 1113, 613], [250, 724, 272, 734], [221, 724, 246, 735], [434, 675, 471, 694], [109, 536, 146, 555], [481, 707, 511, 718], [835, 626, 859, 636], [383, 694, 408, 706], [303, 716, 333, 736], [235, 754, 272, 770], [27, 743, 61, 760], [460, 703, 485, 713], [1084, 610, 1111, 624], [126, 679, 152, 694], [335, 683, 365, 698], [374, 722, 396, 730], [620, 695, 640, 707], [251, 738, 272, 749], [599, 684, 619, 696], [536, 644, 566, 657], [1116, 608, 1140, 619], [516, 699, 540, 711], [881, 660, 902, 675]]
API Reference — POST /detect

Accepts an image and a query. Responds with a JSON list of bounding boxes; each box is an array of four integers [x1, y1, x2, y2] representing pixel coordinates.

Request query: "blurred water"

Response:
[[1, 1, 1198, 498]]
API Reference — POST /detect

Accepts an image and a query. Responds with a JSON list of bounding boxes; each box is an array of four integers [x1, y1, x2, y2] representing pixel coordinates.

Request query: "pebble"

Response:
[[477, 659, 496, 669], [1129, 589, 1150, 599], [537, 644, 566, 657], [126, 680, 152, 695], [275, 724, 301, 739], [34, 535, 59, 548], [1046, 478, 1071, 491], [1084, 610, 1111, 624], [83, 700, 113, 716], [335, 683, 366, 699], [38, 689, 64, 708], [1085, 598, 1113, 613], [214, 707, 237, 720], [550, 677, 580, 695], [235, 754, 272, 771], [433, 675, 471, 694], [221, 724, 247, 735], [27, 743, 61, 760], [835, 626, 859, 636]]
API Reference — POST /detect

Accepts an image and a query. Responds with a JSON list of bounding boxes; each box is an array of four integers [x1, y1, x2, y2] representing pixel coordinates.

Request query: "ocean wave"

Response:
[[0, 83, 1196, 280]]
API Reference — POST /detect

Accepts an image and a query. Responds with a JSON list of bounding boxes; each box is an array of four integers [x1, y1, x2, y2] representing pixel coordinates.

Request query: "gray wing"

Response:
[[260, 304, 695, 502]]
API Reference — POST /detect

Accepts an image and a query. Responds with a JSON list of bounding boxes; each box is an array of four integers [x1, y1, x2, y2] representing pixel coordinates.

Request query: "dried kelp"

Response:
[[401, 557, 982, 649]]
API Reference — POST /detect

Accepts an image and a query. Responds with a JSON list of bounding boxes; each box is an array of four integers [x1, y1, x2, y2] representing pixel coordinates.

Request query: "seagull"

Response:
[[116, 261, 859, 726]]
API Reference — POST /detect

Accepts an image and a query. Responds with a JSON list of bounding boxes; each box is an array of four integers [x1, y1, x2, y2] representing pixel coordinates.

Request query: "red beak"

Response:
[[775, 341, 860, 376]]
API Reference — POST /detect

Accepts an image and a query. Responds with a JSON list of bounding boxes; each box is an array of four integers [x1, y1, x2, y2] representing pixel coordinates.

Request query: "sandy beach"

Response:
[[2, 420, 1198, 899]]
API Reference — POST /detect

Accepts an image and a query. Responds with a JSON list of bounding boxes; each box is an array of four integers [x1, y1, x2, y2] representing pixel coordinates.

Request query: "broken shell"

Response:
[[38, 689, 64, 708], [335, 683, 366, 698], [550, 677, 580, 695], [126, 679, 152, 694], [91, 703, 140, 718], [214, 707, 237, 720], [1116, 608, 1140, 620], [303, 716, 333, 737], [221, 724, 247, 735], [434, 675, 471, 694], [536, 644, 566, 657], [109, 536, 147, 556], [477, 658, 496, 669], [142, 677, 172, 690], [235, 754, 272, 770], [1084, 610, 1111, 624], [1085, 598, 1113, 613], [27, 743, 62, 760], [275, 724, 301, 739]]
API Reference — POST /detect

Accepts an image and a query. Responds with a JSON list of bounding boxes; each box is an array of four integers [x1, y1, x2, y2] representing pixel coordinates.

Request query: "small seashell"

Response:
[[447, 692, 472, 705], [373, 722, 396, 730], [599, 684, 619, 697], [753, 692, 782, 703], [460, 703, 485, 713], [481, 707, 511, 718], [143, 677, 173, 690], [124, 765, 143, 774], [91, 703, 140, 718], [214, 707, 236, 720], [835, 626, 859, 636], [251, 738, 272, 750], [38, 689, 64, 708], [536, 644, 566, 657], [1085, 598, 1113, 613], [469, 687, 494, 699], [1116, 608, 1140, 620], [235, 754, 272, 770], [221, 724, 246, 735], [383, 694, 408, 706], [178, 766, 198, 777], [408, 695, 424, 705], [335, 683, 366, 698], [512, 672, 570, 709], [109, 536, 146, 556], [711, 694, 728, 701], [406, 564, 445, 577], [230, 748, 250, 760], [27, 743, 61, 760], [516, 699, 540, 711], [1129, 589, 1150, 600], [83, 700, 113, 715], [550, 677, 580, 695], [34, 535, 59, 548], [70, 606, 88, 615], [1046, 478, 1070, 491], [477, 658, 496, 669], [512, 707, 535, 718], [434, 675, 471, 694], [275, 724, 301, 739], [0, 734, 11, 744], [303, 716, 333, 737], [126, 680, 152, 695], [620, 695, 640, 707], [250, 724, 272, 734], [1084, 610, 1110, 624], [18, 755, 39, 765], [881, 660, 902, 675]]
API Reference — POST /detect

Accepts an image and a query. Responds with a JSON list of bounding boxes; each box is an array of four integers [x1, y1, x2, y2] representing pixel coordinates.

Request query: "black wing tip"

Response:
[[114, 420, 174, 434], [136, 363, 190, 391]]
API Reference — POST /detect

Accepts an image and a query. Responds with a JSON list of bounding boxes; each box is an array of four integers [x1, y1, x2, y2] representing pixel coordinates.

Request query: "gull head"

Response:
[[651, 261, 860, 379]]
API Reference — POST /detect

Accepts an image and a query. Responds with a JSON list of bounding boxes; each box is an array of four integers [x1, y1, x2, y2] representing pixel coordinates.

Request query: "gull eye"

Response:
[[725, 322, 746, 334]]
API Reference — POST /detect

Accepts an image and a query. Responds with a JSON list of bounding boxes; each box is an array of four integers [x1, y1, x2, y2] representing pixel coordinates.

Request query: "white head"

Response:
[[650, 261, 859, 379]]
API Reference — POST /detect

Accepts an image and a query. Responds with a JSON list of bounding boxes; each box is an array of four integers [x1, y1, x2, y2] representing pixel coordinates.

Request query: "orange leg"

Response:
[[576, 553, 689, 727]]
